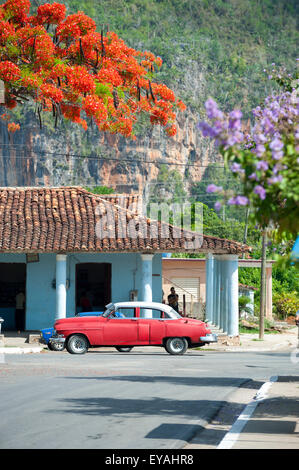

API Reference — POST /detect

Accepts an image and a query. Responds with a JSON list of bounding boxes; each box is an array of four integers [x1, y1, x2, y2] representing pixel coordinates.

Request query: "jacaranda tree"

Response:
[[198, 62, 299, 240], [0, 0, 185, 137]]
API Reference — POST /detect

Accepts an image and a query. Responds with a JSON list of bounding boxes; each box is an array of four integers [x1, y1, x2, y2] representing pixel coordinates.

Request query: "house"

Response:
[[162, 257, 275, 321], [0, 186, 249, 335]]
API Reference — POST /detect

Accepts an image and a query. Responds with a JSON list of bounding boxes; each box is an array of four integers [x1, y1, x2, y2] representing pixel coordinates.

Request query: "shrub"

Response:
[[273, 291, 299, 319]]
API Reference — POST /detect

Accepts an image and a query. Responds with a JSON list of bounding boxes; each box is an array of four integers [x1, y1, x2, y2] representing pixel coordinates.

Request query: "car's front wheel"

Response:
[[164, 337, 188, 355], [115, 346, 133, 353], [48, 342, 65, 352], [66, 335, 89, 354]]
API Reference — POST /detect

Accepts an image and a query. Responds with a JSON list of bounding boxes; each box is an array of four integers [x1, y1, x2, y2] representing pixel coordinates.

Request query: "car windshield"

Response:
[[103, 305, 115, 317]]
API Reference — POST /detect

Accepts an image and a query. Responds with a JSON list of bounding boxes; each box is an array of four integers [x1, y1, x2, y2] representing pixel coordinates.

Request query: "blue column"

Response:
[[219, 258, 225, 332], [205, 254, 214, 323], [214, 255, 239, 335], [140, 254, 153, 318], [55, 254, 67, 321], [220, 257, 229, 334], [214, 258, 220, 328], [226, 255, 239, 337]]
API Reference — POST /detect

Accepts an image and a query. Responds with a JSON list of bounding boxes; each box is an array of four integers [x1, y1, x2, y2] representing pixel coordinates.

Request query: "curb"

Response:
[[216, 375, 278, 449], [0, 346, 43, 354]]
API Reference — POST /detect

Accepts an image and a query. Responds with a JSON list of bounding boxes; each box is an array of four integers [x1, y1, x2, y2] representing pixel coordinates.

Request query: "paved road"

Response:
[[0, 347, 297, 449]]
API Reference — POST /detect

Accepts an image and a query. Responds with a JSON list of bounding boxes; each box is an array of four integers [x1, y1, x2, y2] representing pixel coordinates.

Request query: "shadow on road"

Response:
[[62, 374, 263, 390]]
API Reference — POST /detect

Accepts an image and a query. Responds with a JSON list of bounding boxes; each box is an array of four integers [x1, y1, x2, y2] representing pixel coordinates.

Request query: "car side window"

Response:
[[140, 309, 171, 319], [110, 308, 136, 319]]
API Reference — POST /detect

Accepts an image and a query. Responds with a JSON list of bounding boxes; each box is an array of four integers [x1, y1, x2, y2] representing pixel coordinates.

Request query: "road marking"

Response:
[[216, 375, 278, 449]]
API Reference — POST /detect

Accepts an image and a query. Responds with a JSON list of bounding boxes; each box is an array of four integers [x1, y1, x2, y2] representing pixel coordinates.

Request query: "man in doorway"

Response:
[[79, 291, 92, 312], [15, 290, 25, 333], [168, 287, 179, 312]]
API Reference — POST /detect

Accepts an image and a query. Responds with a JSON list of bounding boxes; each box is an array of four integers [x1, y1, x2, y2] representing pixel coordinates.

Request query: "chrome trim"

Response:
[[199, 333, 218, 343], [49, 337, 65, 344]]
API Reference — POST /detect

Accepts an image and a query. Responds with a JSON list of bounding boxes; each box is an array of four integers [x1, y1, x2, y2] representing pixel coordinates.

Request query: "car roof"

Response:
[[105, 301, 174, 312]]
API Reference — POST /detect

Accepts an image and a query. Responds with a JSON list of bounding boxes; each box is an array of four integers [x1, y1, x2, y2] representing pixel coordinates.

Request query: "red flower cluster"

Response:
[[2, 0, 30, 23], [56, 11, 96, 41], [67, 66, 96, 94], [0, 61, 21, 81], [39, 83, 63, 103], [0, 0, 185, 137], [7, 122, 20, 133], [34, 3, 66, 26]]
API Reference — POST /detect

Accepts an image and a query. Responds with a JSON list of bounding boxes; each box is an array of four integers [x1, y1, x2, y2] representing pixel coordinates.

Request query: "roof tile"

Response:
[[0, 187, 250, 254]]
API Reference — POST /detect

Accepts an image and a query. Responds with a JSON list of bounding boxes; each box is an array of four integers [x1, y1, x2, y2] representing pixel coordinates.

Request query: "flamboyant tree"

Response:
[[0, 0, 185, 137]]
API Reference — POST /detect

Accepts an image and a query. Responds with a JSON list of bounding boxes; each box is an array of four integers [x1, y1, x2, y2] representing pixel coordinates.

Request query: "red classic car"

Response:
[[50, 301, 217, 355]]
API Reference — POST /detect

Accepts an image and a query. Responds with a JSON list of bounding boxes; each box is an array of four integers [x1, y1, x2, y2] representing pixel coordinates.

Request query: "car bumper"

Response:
[[199, 333, 218, 343], [49, 336, 65, 345]]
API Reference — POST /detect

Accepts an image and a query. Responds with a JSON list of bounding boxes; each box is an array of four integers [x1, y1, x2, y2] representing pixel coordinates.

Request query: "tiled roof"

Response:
[[98, 193, 142, 215], [0, 187, 250, 254]]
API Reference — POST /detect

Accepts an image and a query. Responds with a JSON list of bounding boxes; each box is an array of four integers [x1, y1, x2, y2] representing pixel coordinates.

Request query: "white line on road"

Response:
[[216, 375, 278, 449]]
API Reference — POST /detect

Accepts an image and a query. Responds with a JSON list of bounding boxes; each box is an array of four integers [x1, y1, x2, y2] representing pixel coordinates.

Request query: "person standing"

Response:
[[79, 291, 92, 312], [15, 290, 25, 333], [168, 287, 179, 312]]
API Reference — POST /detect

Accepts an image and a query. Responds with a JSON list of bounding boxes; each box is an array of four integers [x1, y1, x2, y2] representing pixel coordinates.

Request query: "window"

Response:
[[140, 309, 171, 319], [171, 278, 199, 303], [113, 308, 135, 318]]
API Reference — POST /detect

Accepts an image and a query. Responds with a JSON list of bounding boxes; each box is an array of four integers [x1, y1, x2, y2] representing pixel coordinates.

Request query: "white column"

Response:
[[140, 254, 153, 318], [55, 254, 67, 321]]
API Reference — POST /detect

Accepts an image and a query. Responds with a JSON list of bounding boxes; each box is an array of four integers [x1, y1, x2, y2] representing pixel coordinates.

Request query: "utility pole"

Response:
[[259, 231, 267, 340], [242, 205, 250, 259]]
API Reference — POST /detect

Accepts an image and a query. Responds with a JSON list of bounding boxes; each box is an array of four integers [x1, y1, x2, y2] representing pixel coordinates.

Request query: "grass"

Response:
[[239, 326, 280, 335]]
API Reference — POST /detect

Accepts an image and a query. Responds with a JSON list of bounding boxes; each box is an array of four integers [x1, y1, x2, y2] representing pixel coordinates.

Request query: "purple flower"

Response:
[[198, 121, 217, 138], [255, 144, 266, 157], [228, 195, 249, 206], [206, 184, 223, 193], [269, 137, 283, 152], [254, 185, 266, 200], [267, 175, 283, 184], [272, 150, 283, 160], [214, 201, 222, 212], [230, 162, 244, 173], [229, 110, 243, 120], [249, 172, 258, 180], [255, 160, 269, 171], [205, 98, 223, 120]]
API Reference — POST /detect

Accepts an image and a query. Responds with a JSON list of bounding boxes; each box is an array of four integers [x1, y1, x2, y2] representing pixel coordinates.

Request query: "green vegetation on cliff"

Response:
[[64, 0, 298, 116]]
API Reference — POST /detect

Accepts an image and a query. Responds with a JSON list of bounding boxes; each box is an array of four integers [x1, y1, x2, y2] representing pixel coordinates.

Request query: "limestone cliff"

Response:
[[0, 104, 216, 198]]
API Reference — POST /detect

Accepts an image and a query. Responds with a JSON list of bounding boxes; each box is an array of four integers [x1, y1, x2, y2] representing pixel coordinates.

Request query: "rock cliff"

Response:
[[0, 104, 216, 198]]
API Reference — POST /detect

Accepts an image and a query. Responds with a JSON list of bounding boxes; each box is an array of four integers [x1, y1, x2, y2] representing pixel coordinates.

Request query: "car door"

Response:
[[102, 307, 138, 346], [139, 308, 167, 345]]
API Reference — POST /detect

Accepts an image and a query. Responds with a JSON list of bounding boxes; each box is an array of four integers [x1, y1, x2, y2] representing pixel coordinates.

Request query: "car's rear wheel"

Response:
[[66, 335, 89, 354], [164, 337, 188, 355], [115, 346, 133, 353]]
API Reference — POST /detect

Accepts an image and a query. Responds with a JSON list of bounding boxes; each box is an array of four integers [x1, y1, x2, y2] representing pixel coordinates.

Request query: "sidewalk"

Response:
[[229, 376, 299, 449], [0, 331, 44, 353], [204, 325, 299, 352]]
